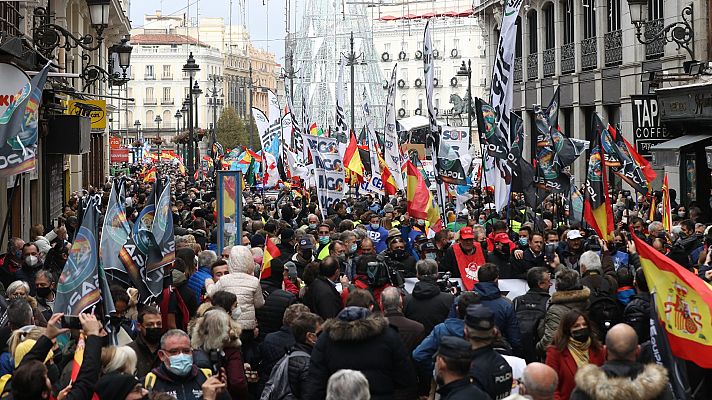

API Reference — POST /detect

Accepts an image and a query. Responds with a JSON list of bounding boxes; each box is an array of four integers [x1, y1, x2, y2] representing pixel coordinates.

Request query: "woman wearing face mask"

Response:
[[545, 310, 605, 400], [190, 308, 248, 399], [4, 280, 47, 327]]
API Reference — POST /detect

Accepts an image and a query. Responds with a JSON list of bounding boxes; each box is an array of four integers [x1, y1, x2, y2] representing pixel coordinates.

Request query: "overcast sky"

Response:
[[130, 0, 294, 62]]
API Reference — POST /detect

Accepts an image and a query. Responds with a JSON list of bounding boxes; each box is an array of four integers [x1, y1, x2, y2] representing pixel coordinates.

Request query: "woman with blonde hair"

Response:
[[191, 308, 248, 399], [100, 345, 138, 374], [5, 281, 47, 327]]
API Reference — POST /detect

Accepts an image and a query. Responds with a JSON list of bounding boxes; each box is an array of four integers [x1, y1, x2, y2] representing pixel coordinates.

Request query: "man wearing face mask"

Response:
[[291, 238, 314, 278], [316, 223, 333, 260], [301, 214, 320, 234], [0, 237, 25, 289], [365, 214, 389, 253], [385, 233, 416, 278], [34, 269, 56, 322], [145, 329, 228, 400], [128, 306, 163, 378], [16, 243, 43, 296]]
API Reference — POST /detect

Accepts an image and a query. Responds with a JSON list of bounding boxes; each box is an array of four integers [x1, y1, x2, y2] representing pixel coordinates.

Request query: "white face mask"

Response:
[[25, 255, 38, 267]]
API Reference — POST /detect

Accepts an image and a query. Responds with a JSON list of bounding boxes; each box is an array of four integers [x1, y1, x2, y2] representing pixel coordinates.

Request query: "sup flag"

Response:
[[436, 138, 467, 185], [335, 56, 349, 156], [55, 195, 116, 318], [102, 178, 132, 286], [585, 117, 614, 241], [631, 230, 712, 370], [474, 97, 509, 161]]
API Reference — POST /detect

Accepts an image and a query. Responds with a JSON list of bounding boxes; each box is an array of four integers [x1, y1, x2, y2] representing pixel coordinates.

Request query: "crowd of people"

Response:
[[0, 164, 709, 400]]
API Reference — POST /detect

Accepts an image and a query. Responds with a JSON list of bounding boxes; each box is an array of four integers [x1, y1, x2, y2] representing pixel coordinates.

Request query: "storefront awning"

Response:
[[649, 135, 712, 166]]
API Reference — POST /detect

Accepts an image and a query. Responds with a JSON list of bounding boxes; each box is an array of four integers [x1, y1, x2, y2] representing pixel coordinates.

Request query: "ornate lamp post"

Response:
[[183, 52, 200, 180], [626, 0, 694, 59]]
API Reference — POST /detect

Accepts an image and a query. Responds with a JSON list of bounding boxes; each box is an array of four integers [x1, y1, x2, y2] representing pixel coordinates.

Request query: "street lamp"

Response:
[[626, 0, 694, 59], [134, 120, 142, 162], [175, 110, 182, 136], [183, 52, 200, 180], [456, 60, 472, 148], [155, 115, 163, 159], [341, 32, 367, 140], [192, 81, 203, 167], [207, 74, 224, 158]]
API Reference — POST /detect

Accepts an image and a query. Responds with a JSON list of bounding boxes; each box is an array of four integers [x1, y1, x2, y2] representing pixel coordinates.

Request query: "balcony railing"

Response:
[[581, 37, 598, 71], [645, 19, 665, 59], [161, 99, 174, 105], [543, 48, 556, 77], [604, 30, 623, 66], [514, 57, 522, 82], [144, 98, 157, 105], [145, 75, 155, 80], [161, 74, 173, 80], [527, 53, 538, 80], [560, 43, 575, 74]]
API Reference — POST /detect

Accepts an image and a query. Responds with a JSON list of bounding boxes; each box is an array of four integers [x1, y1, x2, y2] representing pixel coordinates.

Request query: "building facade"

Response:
[[371, 1, 487, 124], [476, 0, 710, 212]]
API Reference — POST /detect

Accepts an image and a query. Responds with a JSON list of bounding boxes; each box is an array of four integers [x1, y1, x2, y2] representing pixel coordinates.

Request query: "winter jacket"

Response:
[[412, 318, 464, 375], [256, 282, 296, 339], [510, 248, 545, 279], [581, 270, 617, 296], [207, 267, 265, 331], [437, 378, 492, 400], [286, 342, 313, 399], [186, 266, 211, 303], [144, 363, 229, 400], [473, 282, 522, 352], [126, 334, 160, 378], [623, 292, 651, 343], [536, 287, 590, 354], [302, 276, 343, 320], [570, 361, 674, 400], [404, 278, 454, 335], [258, 326, 296, 382], [469, 345, 513, 400], [304, 312, 417, 400], [545, 345, 605, 400], [384, 309, 425, 353]]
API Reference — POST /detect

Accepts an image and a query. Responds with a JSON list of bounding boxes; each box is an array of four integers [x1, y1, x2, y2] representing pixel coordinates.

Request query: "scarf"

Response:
[[568, 337, 591, 368]]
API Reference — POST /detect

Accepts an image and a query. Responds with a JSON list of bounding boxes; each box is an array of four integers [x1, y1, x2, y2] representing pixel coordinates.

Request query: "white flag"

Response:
[[268, 89, 281, 125], [383, 65, 404, 190], [423, 20, 438, 140], [335, 56, 348, 157], [252, 107, 272, 151], [362, 88, 383, 195], [285, 148, 308, 179]]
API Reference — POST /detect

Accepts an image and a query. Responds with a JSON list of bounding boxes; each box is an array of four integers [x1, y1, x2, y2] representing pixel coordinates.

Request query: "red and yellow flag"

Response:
[[377, 152, 397, 195], [143, 166, 157, 183], [406, 160, 441, 231], [662, 173, 672, 231], [70, 333, 86, 382], [261, 239, 281, 280], [343, 130, 364, 183], [631, 230, 712, 368]]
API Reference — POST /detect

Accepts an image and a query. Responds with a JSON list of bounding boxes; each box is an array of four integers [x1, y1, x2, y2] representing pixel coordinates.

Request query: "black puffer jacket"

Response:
[[303, 311, 417, 400], [286, 342, 313, 398], [623, 291, 651, 343], [404, 278, 454, 335], [256, 282, 296, 339]]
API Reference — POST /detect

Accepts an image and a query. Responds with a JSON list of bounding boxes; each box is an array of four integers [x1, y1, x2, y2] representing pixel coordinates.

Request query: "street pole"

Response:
[[467, 59, 472, 155], [349, 32, 355, 135], [249, 64, 254, 149], [189, 77, 195, 179], [156, 118, 161, 159]]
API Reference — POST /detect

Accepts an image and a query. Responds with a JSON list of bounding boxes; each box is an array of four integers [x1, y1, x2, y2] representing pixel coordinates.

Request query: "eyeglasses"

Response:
[[162, 347, 193, 356]]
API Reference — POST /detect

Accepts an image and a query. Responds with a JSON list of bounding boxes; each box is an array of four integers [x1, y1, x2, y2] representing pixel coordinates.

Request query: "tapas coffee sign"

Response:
[[67, 100, 106, 129]]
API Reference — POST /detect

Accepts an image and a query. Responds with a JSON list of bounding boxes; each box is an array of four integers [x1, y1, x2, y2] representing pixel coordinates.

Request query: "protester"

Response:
[[404, 259, 454, 335]]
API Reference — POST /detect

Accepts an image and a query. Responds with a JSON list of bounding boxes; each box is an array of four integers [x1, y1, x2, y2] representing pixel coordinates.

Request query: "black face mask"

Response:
[[36, 286, 52, 299], [392, 249, 407, 260], [144, 327, 163, 344], [571, 328, 590, 343]]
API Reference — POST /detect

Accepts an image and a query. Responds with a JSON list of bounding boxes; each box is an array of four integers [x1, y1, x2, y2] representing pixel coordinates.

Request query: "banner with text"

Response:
[[306, 136, 345, 218]]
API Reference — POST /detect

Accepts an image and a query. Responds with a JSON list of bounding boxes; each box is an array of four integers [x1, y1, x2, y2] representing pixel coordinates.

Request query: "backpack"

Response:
[[260, 350, 310, 400], [586, 288, 623, 336], [513, 294, 547, 362]]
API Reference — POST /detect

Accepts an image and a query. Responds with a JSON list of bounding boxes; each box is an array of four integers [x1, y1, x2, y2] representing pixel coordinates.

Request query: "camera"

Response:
[[436, 272, 461, 295], [208, 349, 225, 374], [366, 255, 405, 288], [584, 235, 601, 252], [544, 243, 557, 262]]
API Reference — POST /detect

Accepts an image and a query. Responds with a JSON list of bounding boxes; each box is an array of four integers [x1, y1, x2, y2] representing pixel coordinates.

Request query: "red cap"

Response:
[[460, 226, 475, 240], [494, 232, 510, 243]]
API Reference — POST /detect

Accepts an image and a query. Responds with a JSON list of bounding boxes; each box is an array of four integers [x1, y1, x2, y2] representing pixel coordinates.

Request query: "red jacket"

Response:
[[545, 344, 605, 400]]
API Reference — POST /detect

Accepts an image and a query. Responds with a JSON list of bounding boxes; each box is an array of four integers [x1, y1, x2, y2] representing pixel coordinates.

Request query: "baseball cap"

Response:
[[250, 233, 266, 248], [458, 208, 470, 217], [436, 336, 474, 361], [459, 226, 475, 240], [298, 237, 314, 250], [464, 304, 495, 339], [567, 230, 583, 240], [494, 232, 510, 243], [419, 241, 436, 252]]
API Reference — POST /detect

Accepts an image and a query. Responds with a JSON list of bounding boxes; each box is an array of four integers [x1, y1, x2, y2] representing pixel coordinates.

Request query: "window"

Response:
[[435, 67, 442, 80], [401, 41, 408, 52], [146, 87, 154, 100], [418, 96, 423, 110], [0, 2, 21, 36], [400, 68, 408, 83], [145, 65, 154, 79], [562, 0, 574, 44], [162, 65, 171, 78], [385, 43, 391, 52], [163, 87, 171, 101], [583, 0, 596, 39], [401, 95, 407, 109], [607, 0, 621, 31], [649, 0, 663, 19], [528, 11, 538, 53], [146, 110, 154, 126], [163, 110, 172, 127], [453, 38, 460, 52], [543, 3, 555, 49], [184, 87, 190, 98], [516, 17, 523, 57]]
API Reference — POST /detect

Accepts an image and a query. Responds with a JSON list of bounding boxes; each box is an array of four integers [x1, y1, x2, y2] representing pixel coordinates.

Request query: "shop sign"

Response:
[[109, 136, 121, 149], [631, 95, 678, 159], [67, 100, 106, 129], [110, 147, 129, 163]]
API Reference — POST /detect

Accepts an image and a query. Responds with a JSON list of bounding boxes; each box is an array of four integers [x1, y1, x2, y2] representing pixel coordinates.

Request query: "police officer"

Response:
[[434, 336, 491, 400], [464, 304, 513, 400]]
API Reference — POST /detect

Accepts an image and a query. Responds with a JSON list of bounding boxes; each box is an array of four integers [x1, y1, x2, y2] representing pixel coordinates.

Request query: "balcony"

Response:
[[161, 99, 174, 105], [144, 98, 157, 105], [604, 30, 623, 66], [161, 74, 173, 80], [543, 48, 556, 77], [527, 53, 538, 80], [581, 37, 598, 71], [145, 75, 155, 80], [560, 44, 575, 74], [644, 19, 664, 59], [514, 57, 522, 82]]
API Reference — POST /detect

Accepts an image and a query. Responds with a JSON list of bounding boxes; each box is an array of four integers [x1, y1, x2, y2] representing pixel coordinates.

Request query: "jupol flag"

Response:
[[623, 134, 657, 184], [662, 173, 672, 231], [585, 116, 615, 241], [343, 130, 364, 182], [261, 239, 281, 279], [631, 230, 712, 368]]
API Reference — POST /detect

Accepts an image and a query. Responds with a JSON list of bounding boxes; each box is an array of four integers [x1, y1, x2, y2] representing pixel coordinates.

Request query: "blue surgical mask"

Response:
[[308, 223, 317, 230], [370, 223, 380, 230], [319, 235, 330, 245], [425, 252, 437, 260], [519, 237, 529, 246], [349, 244, 358, 254], [167, 353, 193, 376]]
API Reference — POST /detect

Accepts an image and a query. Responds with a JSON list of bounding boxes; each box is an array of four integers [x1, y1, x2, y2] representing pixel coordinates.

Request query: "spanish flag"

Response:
[[309, 122, 318, 136], [377, 152, 397, 195], [662, 173, 672, 231], [406, 160, 442, 231], [585, 115, 614, 240], [261, 239, 281, 279], [70, 333, 86, 382], [631, 230, 712, 368], [343, 130, 364, 183], [143, 166, 157, 183]]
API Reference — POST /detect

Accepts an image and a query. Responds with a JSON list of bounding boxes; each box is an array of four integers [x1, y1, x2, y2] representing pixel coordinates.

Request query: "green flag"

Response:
[[246, 157, 256, 186]]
